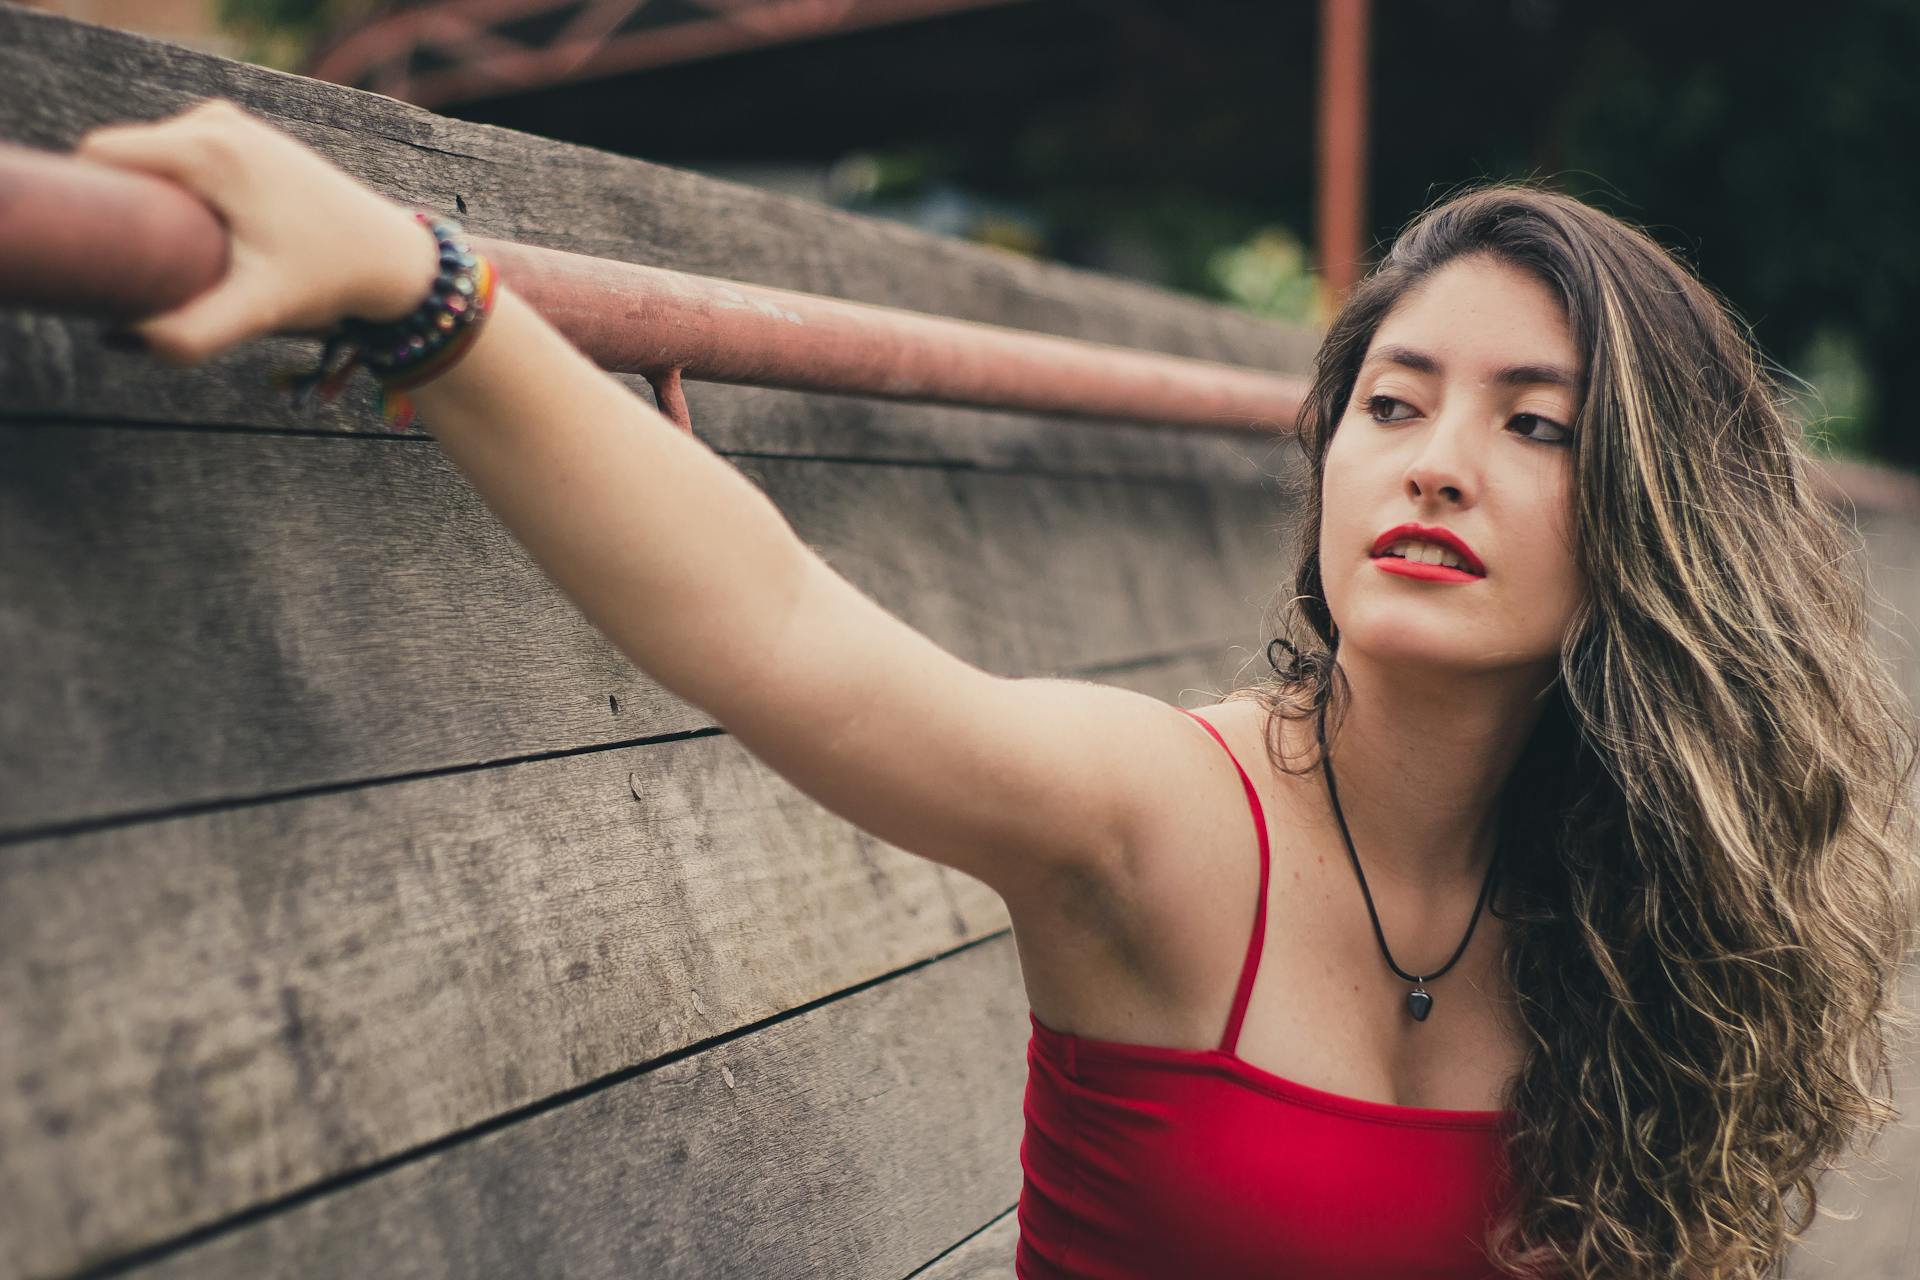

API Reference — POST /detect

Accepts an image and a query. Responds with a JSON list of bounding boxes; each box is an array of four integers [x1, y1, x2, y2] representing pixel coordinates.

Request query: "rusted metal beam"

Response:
[[307, 0, 1036, 109], [1316, 0, 1371, 312], [0, 140, 1306, 436]]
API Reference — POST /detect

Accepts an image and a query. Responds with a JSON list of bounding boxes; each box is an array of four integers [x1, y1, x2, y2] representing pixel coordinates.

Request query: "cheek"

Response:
[[1518, 495, 1586, 632], [1315, 432, 1367, 554], [1542, 488, 1583, 589]]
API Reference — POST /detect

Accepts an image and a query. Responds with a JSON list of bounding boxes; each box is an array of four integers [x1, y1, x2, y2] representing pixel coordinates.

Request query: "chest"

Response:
[[1037, 756, 1529, 1115], [1232, 858, 1526, 1112]]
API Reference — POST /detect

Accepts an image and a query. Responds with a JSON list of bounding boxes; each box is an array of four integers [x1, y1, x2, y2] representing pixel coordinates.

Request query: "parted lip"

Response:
[[1369, 523, 1486, 575]]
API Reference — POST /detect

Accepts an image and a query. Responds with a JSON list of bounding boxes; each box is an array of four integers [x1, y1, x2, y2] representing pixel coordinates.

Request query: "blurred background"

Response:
[[24, 0, 1920, 471]]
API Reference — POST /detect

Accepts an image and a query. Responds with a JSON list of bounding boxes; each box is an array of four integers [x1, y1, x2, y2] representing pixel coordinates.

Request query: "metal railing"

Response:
[[3, 138, 1915, 519], [0, 140, 1308, 437]]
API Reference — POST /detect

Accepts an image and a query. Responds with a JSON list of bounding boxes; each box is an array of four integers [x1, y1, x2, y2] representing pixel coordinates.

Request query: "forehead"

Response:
[[1364, 255, 1579, 380]]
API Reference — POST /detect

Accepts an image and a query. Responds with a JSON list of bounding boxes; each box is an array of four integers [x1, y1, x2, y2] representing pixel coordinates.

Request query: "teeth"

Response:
[[1383, 539, 1472, 572]]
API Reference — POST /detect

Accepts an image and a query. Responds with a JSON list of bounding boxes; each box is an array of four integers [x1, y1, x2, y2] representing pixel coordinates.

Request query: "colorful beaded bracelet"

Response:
[[277, 211, 499, 432]]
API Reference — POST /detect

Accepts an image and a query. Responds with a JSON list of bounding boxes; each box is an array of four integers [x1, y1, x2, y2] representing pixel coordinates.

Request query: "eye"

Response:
[[1362, 394, 1417, 423], [1510, 413, 1573, 445]]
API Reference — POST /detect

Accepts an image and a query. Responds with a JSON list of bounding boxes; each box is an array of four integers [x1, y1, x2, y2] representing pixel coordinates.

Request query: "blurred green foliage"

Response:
[[1790, 328, 1875, 460], [1207, 226, 1322, 326], [217, 0, 378, 68]]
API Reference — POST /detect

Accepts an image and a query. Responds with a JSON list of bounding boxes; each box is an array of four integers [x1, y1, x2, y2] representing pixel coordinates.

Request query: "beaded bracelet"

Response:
[[276, 211, 498, 432]]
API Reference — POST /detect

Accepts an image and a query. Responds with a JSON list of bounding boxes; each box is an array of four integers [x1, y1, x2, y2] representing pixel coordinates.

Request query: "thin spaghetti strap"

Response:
[[1176, 706, 1271, 1056]]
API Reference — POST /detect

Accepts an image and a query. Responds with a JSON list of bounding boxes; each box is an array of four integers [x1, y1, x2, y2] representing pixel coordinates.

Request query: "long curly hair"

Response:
[[1221, 184, 1919, 1278]]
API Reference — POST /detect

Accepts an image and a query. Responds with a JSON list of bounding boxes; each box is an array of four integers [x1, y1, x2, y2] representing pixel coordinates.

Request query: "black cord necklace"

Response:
[[1314, 696, 1501, 1023]]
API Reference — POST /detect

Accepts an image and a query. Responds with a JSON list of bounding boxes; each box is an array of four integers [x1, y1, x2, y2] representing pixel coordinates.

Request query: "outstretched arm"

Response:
[[73, 98, 1187, 914], [407, 282, 1178, 906]]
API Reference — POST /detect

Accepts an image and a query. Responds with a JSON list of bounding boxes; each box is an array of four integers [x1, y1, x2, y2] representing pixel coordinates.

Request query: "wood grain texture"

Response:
[[121, 936, 1034, 1280], [912, 1209, 1018, 1279], [0, 13, 1306, 1274], [0, 308, 1304, 487], [0, 420, 1296, 835], [0, 648, 1239, 1279]]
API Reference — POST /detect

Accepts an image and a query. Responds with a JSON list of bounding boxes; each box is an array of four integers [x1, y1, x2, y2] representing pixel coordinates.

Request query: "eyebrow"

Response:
[[1365, 344, 1579, 390]]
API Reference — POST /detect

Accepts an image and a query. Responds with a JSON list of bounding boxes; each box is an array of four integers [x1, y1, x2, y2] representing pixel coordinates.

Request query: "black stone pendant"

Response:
[[1407, 987, 1433, 1022]]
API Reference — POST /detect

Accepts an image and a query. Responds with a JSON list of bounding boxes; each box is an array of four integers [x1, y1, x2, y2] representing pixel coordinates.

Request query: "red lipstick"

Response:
[[1369, 523, 1486, 582]]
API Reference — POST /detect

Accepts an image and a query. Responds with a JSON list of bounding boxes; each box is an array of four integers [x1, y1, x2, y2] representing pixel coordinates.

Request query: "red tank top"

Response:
[[1015, 707, 1519, 1278]]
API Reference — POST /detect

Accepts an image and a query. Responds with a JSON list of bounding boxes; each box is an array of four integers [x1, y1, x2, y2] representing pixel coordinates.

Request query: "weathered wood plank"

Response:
[[913, 1208, 1018, 1280], [0, 309, 1301, 486], [0, 420, 1295, 834], [118, 936, 1033, 1280], [0, 4, 1319, 370], [0, 650, 1235, 1279]]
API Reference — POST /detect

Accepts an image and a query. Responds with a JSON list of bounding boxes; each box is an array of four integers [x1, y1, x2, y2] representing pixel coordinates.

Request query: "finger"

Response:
[[73, 98, 249, 190], [130, 262, 281, 366]]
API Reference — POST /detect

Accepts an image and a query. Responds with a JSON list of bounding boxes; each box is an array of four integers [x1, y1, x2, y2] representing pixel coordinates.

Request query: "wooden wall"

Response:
[[0, 5, 1915, 1277], [0, 6, 1304, 1277]]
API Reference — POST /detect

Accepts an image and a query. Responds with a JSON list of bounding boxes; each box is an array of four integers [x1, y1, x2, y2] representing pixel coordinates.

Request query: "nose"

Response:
[[1401, 408, 1479, 507]]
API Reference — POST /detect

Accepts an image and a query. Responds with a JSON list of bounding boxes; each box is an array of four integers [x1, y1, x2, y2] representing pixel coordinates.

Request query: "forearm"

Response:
[[405, 281, 814, 713]]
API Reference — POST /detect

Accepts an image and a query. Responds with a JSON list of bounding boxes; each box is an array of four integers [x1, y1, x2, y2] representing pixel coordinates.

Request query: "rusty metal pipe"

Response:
[[0, 142, 1905, 513], [1316, 0, 1371, 311], [0, 142, 231, 319], [0, 141, 1307, 436]]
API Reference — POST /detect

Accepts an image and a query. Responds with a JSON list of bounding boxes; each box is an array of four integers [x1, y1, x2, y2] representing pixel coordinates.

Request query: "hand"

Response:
[[72, 97, 441, 365]]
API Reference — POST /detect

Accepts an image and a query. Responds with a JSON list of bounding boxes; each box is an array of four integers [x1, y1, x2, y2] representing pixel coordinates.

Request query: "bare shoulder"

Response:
[[1143, 695, 1285, 864], [1013, 691, 1287, 1038], [1122, 698, 1287, 985]]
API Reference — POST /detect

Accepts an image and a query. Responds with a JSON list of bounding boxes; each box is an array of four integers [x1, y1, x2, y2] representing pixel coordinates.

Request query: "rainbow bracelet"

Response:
[[277, 211, 499, 432]]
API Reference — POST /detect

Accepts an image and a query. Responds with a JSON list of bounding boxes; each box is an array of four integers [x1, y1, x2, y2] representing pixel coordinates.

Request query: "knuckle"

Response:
[[183, 130, 248, 184], [189, 97, 244, 122], [181, 103, 277, 182], [72, 120, 130, 155], [202, 99, 265, 140]]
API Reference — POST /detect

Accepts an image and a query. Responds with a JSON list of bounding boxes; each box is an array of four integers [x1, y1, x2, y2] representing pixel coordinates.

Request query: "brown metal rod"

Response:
[[0, 142, 231, 319], [0, 141, 1306, 435], [1316, 0, 1371, 312], [2, 143, 1912, 514]]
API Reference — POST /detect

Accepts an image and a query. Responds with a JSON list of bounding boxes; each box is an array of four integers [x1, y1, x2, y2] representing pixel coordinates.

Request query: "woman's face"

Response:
[[1319, 253, 1587, 680]]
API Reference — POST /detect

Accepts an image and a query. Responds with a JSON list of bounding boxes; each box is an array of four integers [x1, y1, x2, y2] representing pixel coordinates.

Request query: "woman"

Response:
[[74, 99, 1917, 1278]]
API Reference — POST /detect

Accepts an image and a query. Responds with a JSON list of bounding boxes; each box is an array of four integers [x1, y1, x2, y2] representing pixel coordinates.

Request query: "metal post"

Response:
[[1316, 0, 1371, 316]]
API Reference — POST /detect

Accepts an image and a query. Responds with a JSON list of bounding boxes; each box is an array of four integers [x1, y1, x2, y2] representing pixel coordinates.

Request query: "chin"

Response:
[[1341, 610, 1561, 683], [1349, 637, 1483, 673], [1336, 609, 1480, 668], [1328, 602, 1505, 675]]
